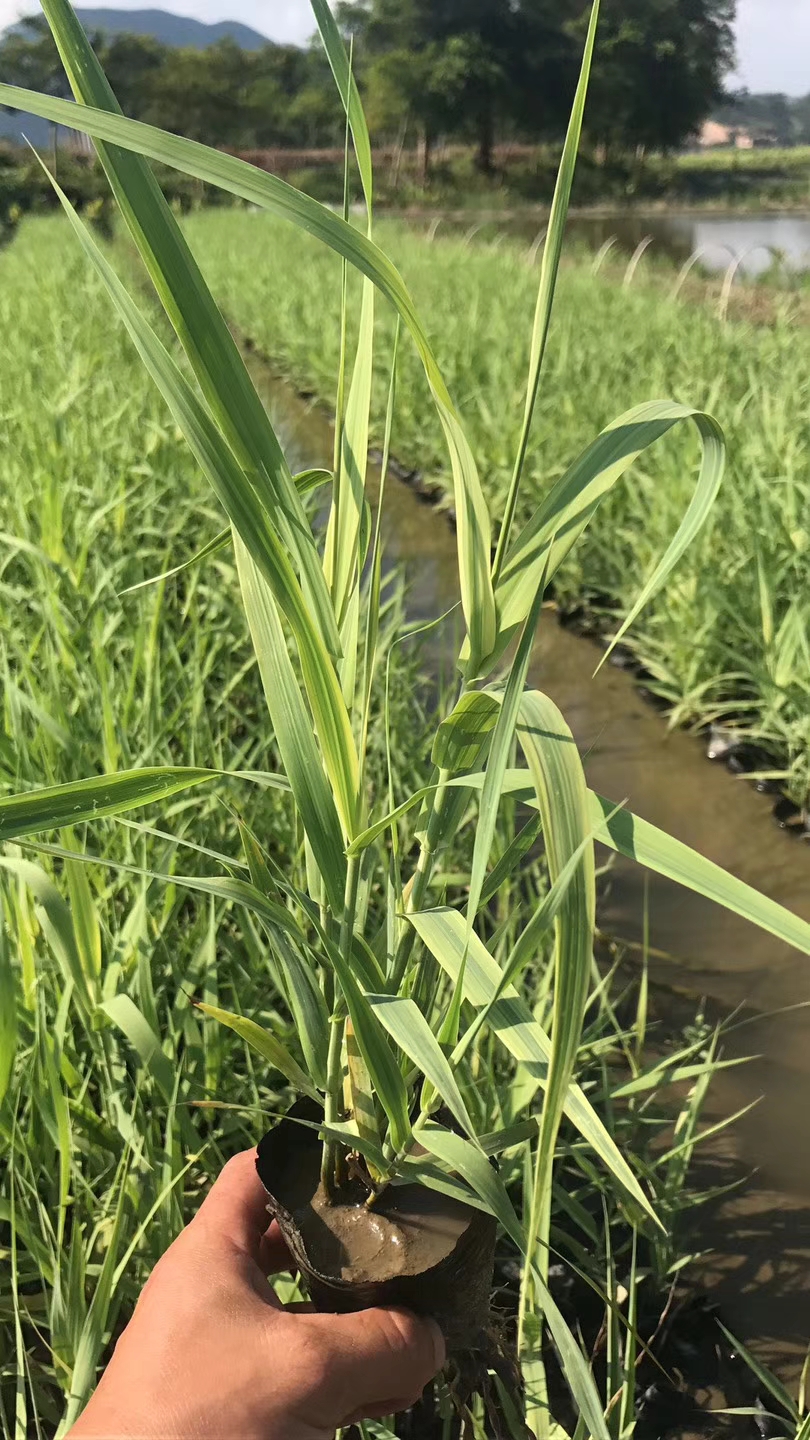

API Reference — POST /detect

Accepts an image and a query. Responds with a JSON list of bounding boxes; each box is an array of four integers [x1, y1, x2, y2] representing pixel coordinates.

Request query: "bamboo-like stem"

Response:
[[389, 768, 453, 991], [321, 852, 361, 1198]]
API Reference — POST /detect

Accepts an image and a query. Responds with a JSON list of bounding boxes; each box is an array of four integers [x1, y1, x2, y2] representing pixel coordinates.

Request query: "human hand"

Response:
[[68, 1150, 446, 1440]]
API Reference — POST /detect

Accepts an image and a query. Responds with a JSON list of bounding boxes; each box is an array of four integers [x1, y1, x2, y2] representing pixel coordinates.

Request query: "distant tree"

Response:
[[712, 89, 796, 146], [0, 14, 70, 98], [339, 0, 550, 174], [792, 94, 810, 146], [577, 0, 736, 154], [97, 32, 167, 117]]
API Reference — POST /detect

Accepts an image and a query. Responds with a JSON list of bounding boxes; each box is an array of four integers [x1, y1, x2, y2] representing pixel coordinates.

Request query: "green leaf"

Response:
[[0, 80, 496, 670], [266, 931, 330, 1095], [327, 951, 411, 1154], [39, 166, 359, 847], [295, 467, 333, 495], [432, 691, 500, 773], [63, 1151, 131, 1430], [366, 994, 477, 1140], [119, 527, 230, 595], [309, 0, 373, 211], [516, 688, 596, 1168], [418, 1122, 523, 1249], [325, 275, 375, 634], [493, 401, 726, 665], [492, 0, 601, 578], [467, 580, 548, 933], [408, 906, 657, 1224], [102, 994, 175, 1101], [194, 1001, 320, 1101], [347, 784, 438, 857], [0, 766, 218, 841], [0, 856, 95, 1019], [38, 0, 339, 657], [589, 792, 810, 956], [235, 536, 348, 912], [0, 924, 17, 1108]]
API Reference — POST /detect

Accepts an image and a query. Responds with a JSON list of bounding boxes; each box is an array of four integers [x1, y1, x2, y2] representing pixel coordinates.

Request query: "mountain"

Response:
[[73, 8, 271, 50], [0, 8, 272, 145]]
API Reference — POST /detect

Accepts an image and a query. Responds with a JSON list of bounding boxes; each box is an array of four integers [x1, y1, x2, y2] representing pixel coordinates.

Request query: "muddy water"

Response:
[[249, 361, 810, 1370]]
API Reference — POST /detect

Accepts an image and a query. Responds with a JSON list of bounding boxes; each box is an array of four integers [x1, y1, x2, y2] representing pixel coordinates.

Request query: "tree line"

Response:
[[1, 0, 736, 167]]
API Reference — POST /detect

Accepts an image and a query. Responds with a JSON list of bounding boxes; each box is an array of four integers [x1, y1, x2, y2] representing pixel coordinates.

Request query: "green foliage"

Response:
[[183, 209, 810, 808]]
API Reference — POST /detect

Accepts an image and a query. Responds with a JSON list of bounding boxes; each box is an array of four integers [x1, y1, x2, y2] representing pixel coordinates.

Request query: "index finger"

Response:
[[190, 1150, 292, 1274]]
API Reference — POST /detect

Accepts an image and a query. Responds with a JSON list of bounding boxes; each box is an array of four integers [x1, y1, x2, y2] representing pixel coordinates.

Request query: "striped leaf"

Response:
[[0, 766, 218, 841], [0, 79, 497, 670], [38, 0, 339, 657], [489, 401, 725, 671], [493, 0, 601, 576], [408, 906, 657, 1224], [235, 536, 348, 912], [589, 791, 810, 955], [327, 949, 412, 1154], [194, 1001, 320, 1101], [366, 994, 477, 1140]]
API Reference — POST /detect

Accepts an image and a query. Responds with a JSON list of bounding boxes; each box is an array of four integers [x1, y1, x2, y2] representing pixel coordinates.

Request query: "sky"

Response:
[[1, 0, 809, 97]]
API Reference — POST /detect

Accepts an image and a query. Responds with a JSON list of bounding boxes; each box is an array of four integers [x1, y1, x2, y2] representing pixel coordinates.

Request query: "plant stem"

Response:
[[321, 853, 361, 1199], [389, 768, 454, 991]]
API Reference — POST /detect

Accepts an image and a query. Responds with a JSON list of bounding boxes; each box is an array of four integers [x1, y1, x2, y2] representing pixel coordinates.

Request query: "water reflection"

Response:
[[415, 210, 810, 276]]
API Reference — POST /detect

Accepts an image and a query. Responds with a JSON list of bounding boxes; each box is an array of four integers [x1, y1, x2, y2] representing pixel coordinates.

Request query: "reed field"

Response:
[[184, 207, 810, 810], [2, 1, 810, 1434], [0, 211, 752, 1438]]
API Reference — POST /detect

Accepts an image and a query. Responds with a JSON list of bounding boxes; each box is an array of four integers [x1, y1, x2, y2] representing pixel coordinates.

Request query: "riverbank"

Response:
[[185, 207, 810, 817]]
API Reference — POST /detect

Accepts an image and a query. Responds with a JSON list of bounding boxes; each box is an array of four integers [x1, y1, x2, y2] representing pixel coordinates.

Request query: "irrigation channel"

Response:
[[244, 350, 810, 1377]]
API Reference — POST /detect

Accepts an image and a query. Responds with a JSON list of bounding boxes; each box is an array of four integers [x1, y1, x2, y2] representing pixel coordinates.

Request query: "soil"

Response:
[[256, 1106, 497, 1350], [272, 1137, 473, 1286]]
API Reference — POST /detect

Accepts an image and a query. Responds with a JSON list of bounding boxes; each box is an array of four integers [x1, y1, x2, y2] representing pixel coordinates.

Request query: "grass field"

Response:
[[0, 211, 762, 1436], [182, 207, 810, 810]]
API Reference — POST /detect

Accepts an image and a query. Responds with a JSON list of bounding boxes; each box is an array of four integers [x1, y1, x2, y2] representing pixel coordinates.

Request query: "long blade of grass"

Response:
[[493, 402, 725, 666], [589, 792, 810, 956], [328, 951, 412, 1154], [308, 0, 373, 212], [408, 907, 657, 1223], [37, 0, 339, 656], [467, 575, 548, 935], [0, 924, 17, 1108], [194, 1001, 321, 1102], [515, 689, 596, 1398], [41, 167, 360, 850], [492, 0, 600, 579], [418, 1121, 523, 1246], [119, 527, 230, 595], [0, 767, 219, 841], [367, 994, 477, 1140], [101, 995, 175, 1102], [0, 857, 95, 1020], [418, 1123, 611, 1440], [235, 536, 348, 911], [0, 80, 497, 669]]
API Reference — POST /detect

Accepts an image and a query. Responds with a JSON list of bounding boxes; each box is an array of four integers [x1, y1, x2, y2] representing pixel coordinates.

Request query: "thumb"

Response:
[[296, 1306, 446, 1426]]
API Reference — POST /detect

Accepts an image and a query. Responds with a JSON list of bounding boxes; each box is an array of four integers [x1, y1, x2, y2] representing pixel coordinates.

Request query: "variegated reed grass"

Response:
[[181, 208, 810, 813], [2, 1, 810, 1435]]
